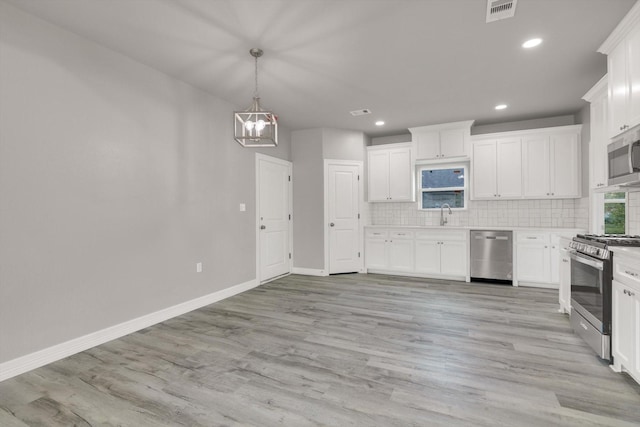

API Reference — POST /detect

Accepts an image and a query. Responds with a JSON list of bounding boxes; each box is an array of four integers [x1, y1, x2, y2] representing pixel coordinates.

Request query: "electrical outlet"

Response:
[[239, 203, 246, 212], [196, 262, 202, 273]]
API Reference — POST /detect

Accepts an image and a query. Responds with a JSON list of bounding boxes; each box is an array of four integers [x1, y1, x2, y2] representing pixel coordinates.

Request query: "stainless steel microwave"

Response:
[[608, 127, 640, 186]]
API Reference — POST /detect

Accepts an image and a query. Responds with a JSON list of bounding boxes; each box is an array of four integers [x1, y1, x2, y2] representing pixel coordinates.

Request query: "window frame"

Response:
[[417, 163, 469, 211], [591, 191, 628, 234]]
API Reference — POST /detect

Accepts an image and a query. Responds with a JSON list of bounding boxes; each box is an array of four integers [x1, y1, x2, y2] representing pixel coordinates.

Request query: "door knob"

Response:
[[260, 225, 266, 230], [330, 223, 335, 227]]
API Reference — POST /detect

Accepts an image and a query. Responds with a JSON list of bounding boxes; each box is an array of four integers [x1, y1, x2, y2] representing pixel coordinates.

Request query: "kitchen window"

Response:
[[591, 191, 627, 234], [418, 164, 467, 210]]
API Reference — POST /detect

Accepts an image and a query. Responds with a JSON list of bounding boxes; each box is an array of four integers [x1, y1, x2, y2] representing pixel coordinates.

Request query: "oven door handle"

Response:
[[569, 252, 604, 271]]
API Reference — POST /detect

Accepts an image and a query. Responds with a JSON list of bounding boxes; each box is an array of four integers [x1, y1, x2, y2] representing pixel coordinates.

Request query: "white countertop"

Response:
[[612, 246, 640, 259], [364, 225, 585, 234]]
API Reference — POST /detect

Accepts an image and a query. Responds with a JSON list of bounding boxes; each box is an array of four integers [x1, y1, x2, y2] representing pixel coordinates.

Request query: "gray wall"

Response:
[[291, 129, 324, 270], [291, 128, 366, 271], [370, 133, 412, 146], [0, 3, 290, 363], [471, 115, 576, 135]]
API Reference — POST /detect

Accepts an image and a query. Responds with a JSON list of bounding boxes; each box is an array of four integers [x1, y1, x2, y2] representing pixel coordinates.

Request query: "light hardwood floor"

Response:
[[1, 274, 639, 426]]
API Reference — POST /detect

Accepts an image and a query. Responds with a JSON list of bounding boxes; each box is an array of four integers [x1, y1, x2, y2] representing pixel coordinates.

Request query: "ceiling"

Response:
[[3, 0, 636, 137]]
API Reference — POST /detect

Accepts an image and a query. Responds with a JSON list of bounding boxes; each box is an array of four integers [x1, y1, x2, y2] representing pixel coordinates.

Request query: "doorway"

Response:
[[325, 160, 364, 274], [256, 154, 292, 282]]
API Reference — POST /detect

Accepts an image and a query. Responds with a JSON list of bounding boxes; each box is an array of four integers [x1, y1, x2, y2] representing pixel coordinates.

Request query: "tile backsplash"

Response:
[[369, 197, 590, 230]]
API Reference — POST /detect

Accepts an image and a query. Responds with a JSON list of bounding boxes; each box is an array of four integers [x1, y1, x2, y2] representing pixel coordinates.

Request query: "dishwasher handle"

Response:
[[474, 235, 509, 240]]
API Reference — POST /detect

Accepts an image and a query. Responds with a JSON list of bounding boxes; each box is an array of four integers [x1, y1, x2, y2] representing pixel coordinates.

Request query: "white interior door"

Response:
[[327, 162, 361, 274], [257, 155, 291, 282]]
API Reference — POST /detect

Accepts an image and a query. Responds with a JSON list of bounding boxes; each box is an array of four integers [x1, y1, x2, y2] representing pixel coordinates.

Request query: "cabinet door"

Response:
[[388, 148, 413, 201], [590, 92, 609, 189], [550, 134, 580, 198], [516, 243, 550, 283], [627, 25, 640, 130], [388, 239, 414, 271], [471, 141, 497, 199], [609, 43, 628, 138], [496, 137, 522, 198], [612, 280, 634, 370], [368, 150, 390, 201], [558, 249, 571, 313], [440, 129, 466, 158], [549, 236, 560, 285], [365, 238, 388, 270], [440, 240, 467, 276], [415, 131, 440, 160], [414, 240, 441, 274], [633, 292, 640, 379], [522, 135, 551, 198]]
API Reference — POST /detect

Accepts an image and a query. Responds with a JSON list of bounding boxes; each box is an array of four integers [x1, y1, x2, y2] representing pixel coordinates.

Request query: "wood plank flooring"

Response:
[[1, 273, 640, 426]]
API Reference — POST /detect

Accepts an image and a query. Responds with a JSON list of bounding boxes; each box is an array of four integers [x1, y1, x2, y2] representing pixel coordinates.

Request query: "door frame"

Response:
[[323, 159, 365, 275], [255, 153, 293, 283]]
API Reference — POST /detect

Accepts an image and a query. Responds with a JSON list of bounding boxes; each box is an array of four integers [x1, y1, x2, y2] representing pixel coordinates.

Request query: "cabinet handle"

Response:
[[625, 270, 639, 278], [562, 259, 569, 263]]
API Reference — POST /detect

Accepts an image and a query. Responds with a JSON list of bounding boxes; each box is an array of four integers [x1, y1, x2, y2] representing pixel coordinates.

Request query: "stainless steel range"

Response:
[[569, 234, 640, 361]]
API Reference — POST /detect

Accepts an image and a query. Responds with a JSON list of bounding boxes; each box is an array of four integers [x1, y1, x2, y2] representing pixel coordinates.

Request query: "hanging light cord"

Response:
[[253, 54, 259, 99]]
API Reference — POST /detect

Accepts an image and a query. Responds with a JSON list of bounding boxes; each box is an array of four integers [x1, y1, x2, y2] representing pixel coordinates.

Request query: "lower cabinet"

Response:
[[612, 254, 640, 384], [558, 237, 572, 314], [365, 227, 468, 281], [515, 232, 566, 288], [415, 230, 467, 277], [516, 232, 553, 285], [364, 229, 414, 273]]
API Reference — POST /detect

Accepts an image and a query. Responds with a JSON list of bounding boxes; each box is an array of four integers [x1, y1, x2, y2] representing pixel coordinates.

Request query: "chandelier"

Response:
[[234, 48, 278, 147]]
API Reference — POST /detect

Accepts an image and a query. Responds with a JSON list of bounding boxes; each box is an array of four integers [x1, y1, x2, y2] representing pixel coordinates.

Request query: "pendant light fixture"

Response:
[[234, 48, 278, 147]]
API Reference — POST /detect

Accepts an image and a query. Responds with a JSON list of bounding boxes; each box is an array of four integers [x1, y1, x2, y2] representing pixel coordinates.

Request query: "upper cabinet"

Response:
[[409, 120, 474, 161], [522, 132, 581, 199], [367, 143, 415, 202], [599, 2, 640, 138], [471, 137, 522, 200], [471, 125, 582, 201], [583, 76, 609, 190]]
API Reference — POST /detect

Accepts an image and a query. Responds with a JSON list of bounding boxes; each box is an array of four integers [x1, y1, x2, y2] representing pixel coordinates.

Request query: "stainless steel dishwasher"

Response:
[[470, 230, 513, 283]]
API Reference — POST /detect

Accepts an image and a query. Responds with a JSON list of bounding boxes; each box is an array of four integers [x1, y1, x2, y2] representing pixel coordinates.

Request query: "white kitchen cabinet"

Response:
[[409, 120, 474, 160], [583, 76, 609, 189], [601, 23, 640, 138], [365, 229, 414, 272], [364, 229, 388, 270], [522, 131, 581, 199], [471, 137, 522, 200], [471, 125, 581, 201], [365, 227, 468, 281], [367, 143, 414, 202], [414, 230, 467, 278], [558, 237, 572, 314], [516, 232, 552, 285], [611, 253, 640, 384], [387, 231, 414, 272]]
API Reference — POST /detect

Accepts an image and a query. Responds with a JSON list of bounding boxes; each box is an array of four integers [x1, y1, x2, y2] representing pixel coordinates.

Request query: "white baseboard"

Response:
[[291, 267, 327, 276], [0, 278, 259, 383]]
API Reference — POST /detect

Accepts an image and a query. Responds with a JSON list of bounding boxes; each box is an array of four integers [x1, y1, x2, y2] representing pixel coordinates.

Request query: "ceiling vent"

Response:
[[350, 109, 371, 116], [486, 0, 517, 23]]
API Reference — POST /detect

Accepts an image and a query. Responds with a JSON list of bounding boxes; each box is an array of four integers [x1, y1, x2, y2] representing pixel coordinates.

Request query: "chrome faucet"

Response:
[[440, 203, 452, 226]]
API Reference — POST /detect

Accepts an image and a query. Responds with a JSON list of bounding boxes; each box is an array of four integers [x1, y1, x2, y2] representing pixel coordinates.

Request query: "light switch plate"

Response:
[[239, 203, 246, 212], [196, 262, 202, 273]]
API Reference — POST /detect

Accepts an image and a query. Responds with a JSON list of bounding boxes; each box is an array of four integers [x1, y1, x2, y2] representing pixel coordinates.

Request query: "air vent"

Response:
[[350, 109, 371, 116], [486, 0, 517, 23]]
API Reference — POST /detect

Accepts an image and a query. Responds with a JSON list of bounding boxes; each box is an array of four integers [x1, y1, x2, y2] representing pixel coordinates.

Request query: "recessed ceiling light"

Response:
[[522, 38, 542, 49], [495, 104, 508, 110], [375, 121, 385, 126]]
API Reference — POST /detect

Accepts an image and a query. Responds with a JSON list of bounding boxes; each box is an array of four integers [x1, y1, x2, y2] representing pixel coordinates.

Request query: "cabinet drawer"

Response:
[[366, 229, 388, 239], [614, 256, 640, 290], [390, 230, 414, 239], [517, 232, 550, 243]]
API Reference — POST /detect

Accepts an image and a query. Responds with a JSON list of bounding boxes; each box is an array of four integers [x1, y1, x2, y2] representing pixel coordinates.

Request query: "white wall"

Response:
[[0, 3, 290, 364]]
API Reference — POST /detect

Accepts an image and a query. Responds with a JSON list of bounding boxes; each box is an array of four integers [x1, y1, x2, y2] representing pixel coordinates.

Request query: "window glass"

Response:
[[604, 192, 626, 234], [422, 191, 464, 209], [421, 168, 465, 189], [419, 165, 467, 209]]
